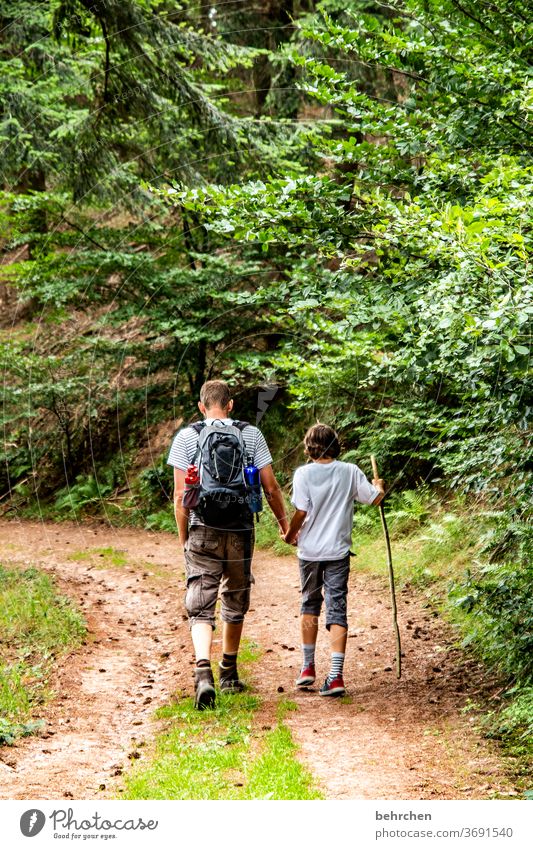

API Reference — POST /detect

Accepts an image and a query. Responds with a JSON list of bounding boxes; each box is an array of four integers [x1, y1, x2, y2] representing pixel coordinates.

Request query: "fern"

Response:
[[54, 469, 116, 515], [387, 488, 432, 534]]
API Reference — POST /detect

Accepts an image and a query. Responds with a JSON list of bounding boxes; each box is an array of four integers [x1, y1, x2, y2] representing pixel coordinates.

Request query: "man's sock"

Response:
[[196, 658, 211, 668], [221, 651, 238, 668], [302, 643, 315, 670], [327, 652, 345, 683]]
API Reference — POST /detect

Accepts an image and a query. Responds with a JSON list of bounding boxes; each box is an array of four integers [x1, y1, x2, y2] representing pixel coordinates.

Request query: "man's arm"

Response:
[[173, 467, 189, 548], [372, 477, 386, 506], [284, 508, 307, 545], [259, 464, 289, 534]]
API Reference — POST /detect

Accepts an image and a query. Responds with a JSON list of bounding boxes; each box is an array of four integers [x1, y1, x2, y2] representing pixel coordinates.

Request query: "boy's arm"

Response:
[[173, 468, 190, 548], [260, 464, 289, 534], [284, 509, 307, 545]]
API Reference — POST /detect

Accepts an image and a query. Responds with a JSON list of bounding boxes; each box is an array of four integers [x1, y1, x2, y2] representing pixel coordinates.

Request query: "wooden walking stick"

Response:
[[371, 455, 401, 679]]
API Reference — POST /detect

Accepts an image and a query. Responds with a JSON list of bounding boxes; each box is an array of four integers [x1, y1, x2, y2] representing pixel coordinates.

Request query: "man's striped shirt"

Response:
[[167, 417, 273, 526], [167, 418, 272, 471]]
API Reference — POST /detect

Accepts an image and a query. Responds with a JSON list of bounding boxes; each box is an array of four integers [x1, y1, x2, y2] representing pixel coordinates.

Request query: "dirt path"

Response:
[[248, 556, 515, 799], [0, 519, 190, 800], [0, 519, 515, 800]]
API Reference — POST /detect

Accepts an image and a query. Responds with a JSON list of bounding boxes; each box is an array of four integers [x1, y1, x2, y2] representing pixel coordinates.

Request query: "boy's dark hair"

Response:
[[304, 423, 341, 460], [200, 380, 232, 410]]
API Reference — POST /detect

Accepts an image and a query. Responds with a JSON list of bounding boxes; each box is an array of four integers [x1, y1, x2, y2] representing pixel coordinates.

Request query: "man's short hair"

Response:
[[304, 423, 341, 460], [200, 380, 232, 410]]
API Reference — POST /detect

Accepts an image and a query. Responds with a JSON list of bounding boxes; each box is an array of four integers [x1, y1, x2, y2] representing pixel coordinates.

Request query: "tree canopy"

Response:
[[1, 0, 530, 566]]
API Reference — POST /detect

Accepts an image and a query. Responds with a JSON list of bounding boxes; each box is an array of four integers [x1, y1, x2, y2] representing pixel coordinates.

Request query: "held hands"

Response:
[[279, 526, 297, 546], [279, 509, 306, 546]]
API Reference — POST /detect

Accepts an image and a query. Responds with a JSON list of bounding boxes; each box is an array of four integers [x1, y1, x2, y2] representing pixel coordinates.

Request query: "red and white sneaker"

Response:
[[319, 675, 346, 697], [295, 664, 316, 688]]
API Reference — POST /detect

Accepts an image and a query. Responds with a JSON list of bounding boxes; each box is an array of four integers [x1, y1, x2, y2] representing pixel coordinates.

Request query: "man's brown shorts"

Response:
[[184, 524, 255, 629]]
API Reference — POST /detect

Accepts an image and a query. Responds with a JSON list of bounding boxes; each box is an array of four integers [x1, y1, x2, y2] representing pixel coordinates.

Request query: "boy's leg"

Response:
[[297, 560, 324, 687], [330, 623, 348, 654], [321, 555, 350, 696], [301, 613, 318, 647], [326, 624, 348, 689], [298, 614, 318, 684]]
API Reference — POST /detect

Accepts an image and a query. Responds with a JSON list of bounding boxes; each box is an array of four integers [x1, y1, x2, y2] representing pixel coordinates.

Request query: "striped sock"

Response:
[[327, 652, 345, 683], [221, 651, 238, 668], [302, 644, 315, 669]]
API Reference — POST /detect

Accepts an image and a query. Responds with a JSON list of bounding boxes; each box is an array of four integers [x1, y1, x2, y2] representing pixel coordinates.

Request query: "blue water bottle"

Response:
[[244, 456, 262, 516]]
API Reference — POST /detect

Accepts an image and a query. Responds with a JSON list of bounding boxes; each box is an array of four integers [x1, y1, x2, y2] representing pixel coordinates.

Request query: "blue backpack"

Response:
[[190, 419, 252, 529]]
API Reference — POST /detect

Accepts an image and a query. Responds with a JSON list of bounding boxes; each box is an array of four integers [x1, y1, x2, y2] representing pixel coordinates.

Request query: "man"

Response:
[[168, 379, 288, 709]]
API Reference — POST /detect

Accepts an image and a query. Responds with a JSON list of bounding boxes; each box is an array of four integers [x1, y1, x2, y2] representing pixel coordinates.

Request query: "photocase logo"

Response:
[[256, 382, 280, 425], [20, 809, 46, 837]]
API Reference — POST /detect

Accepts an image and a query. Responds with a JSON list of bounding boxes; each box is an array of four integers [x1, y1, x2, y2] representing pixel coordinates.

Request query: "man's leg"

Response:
[[219, 530, 253, 692], [296, 560, 323, 687], [320, 555, 350, 696], [222, 621, 244, 655], [184, 527, 223, 708], [191, 622, 214, 663]]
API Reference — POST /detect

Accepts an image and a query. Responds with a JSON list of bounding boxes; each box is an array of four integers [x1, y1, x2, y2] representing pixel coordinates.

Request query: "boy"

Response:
[[283, 423, 385, 696]]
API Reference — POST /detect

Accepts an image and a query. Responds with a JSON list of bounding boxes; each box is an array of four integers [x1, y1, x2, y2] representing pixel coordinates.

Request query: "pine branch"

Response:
[[97, 15, 112, 104]]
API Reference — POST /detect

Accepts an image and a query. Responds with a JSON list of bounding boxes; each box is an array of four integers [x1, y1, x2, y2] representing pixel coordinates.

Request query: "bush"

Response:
[[450, 557, 533, 684], [136, 459, 173, 514]]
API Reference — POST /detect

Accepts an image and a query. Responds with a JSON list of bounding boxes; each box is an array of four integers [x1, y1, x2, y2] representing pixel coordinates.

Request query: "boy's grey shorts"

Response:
[[184, 525, 255, 629], [299, 554, 350, 630]]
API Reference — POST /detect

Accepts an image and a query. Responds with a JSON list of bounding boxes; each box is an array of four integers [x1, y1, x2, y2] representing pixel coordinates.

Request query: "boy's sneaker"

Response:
[[295, 663, 316, 688], [319, 675, 346, 697], [194, 665, 216, 709], [219, 662, 245, 694]]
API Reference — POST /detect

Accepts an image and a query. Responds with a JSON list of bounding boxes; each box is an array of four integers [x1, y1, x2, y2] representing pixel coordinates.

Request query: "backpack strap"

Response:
[[190, 420, 249, 432], [188, 421, 205, 466], [190, 421, 206, 434], [231, 421, 251, 465]]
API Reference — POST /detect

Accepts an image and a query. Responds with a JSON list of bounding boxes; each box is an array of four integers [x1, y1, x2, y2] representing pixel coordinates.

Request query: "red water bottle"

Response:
[[182, 464, 200, 508]]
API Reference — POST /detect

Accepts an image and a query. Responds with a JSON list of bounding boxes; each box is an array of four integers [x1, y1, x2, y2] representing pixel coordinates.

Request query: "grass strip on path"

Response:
[[0, 563, 86, 745], [244, 699, 321, 800], [122, 642, 321, 800]]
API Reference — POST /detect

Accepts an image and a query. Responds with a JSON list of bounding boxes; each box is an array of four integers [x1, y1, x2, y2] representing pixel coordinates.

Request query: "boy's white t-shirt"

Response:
[[291, 460, 379, 561]]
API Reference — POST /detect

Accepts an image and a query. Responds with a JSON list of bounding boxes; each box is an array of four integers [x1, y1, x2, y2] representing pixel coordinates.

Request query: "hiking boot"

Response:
[[194, 665, 216, 709], [319, 675, 346, 697], [295, 663, 316, 688], [219, 661, 245, 693]]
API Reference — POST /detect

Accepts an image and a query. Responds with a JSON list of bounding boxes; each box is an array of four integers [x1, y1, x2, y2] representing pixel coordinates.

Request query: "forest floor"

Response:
[[0, 518, 518, 800]]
